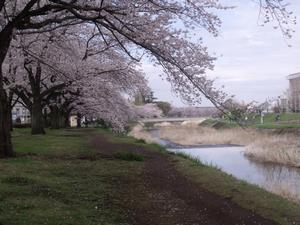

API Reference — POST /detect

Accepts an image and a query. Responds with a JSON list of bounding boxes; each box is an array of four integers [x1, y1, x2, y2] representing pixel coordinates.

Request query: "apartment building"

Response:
[[287, 73, 300, 112]]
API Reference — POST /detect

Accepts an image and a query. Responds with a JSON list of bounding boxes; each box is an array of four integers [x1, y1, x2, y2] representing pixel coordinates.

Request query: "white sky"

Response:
[[142, 0, 300, 106]]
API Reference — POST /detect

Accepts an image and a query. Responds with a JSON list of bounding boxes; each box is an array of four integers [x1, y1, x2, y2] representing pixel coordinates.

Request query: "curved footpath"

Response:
[[90, 134, 279, 225]]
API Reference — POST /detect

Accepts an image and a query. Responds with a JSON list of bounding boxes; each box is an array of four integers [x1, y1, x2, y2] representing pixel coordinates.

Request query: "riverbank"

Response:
[[0, 128, 299, 224], [147, 122, 300, 168]]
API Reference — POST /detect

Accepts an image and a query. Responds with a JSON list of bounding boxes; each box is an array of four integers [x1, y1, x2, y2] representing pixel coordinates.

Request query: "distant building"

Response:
[[287, 73, 300, 112], [258, 101, 272, 113], [279, 96, 288, 112], [70, 115, 78, 127], [12, 103, 31, 124]]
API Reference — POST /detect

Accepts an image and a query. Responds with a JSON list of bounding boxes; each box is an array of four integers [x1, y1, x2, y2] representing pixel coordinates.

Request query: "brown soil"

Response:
[[90, 134, 278, 225]]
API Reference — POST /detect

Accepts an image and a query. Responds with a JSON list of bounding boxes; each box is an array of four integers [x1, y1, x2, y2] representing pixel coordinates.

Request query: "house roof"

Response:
[[287, 72, 300, 80]]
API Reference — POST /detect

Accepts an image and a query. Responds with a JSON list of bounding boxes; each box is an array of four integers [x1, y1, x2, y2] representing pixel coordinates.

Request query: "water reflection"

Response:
[[168, 146, 300, 200]]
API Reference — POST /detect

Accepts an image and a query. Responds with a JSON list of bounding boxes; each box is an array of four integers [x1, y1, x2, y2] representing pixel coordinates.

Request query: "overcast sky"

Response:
[[142, 0, 300, 107]]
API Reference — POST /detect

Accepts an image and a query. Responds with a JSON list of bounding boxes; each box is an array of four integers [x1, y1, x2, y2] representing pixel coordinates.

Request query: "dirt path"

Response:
[[90, 134, 278, 225]]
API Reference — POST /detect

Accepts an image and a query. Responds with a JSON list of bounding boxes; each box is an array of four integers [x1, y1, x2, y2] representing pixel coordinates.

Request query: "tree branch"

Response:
[[41, 83, 66, 98], [0, 0, 5, 12]]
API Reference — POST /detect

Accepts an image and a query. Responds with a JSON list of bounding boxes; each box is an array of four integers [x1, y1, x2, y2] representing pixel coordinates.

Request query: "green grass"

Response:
[[204, 113, 300, 129], [255, 123, 300, 129], [135, 138, 147, 144], [12, 128, 92, 156], [255, 112, 300, 123], [250, 113, 300, 128], [0, 128, 142, 225], [172, 153, 300, 225], [200, 118, 240, 128], [114, 152, 145, 161]]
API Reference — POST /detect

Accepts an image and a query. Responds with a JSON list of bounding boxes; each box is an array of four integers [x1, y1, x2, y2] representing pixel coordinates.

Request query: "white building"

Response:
[[70, 115, 78, 127], [287, 73, 300, 112], [12, 103, 31, 124]]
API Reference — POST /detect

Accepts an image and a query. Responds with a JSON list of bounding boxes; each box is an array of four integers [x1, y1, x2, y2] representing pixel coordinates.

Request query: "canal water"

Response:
[[150, 129, 300, 201]]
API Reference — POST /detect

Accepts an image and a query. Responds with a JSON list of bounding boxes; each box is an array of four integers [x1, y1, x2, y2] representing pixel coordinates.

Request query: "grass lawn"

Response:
[[1, 128, 139, 225], [201, 113, 300, 129], [255, 123, 300, 129], [0, 128, 299, 225], [256, 112, 300, 123]]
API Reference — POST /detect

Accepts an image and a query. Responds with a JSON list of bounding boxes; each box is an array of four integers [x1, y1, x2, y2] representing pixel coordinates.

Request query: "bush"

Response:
[[114, 152, 144, 161], [135, 139, 146, 144]]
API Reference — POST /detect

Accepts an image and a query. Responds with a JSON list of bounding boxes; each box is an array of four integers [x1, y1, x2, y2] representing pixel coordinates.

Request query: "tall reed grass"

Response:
[[245, 136, 300, 168], [159, 125, 256, 145], [130, 123, 300, 168], [128, 123, 158, 143]]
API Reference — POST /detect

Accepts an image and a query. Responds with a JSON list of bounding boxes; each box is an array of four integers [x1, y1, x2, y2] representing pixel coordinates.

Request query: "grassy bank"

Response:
[[0, 128, 299, 224], [255, 123, 300, 129], [253, 112, 300, 124], [1, 128, 140, 225], [203, 113, 300, 129], [171, 153, 300, 225]]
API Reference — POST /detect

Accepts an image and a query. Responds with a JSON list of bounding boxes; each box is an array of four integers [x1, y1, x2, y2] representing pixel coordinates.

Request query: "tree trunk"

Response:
[[84, 117, 89, 128], [31, 99, 45, 135], [77, 113, 82, 128], [50, 106, 60, 129], [0, 70, 14, 157], [0, 26, 14, 157], [65, 112, 71, 128], [58, 113, 66, 128], [43, 108, 49, 128], [9, 108, 13, 131]]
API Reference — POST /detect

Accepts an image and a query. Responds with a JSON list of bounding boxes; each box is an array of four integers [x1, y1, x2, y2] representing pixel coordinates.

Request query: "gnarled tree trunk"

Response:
[[0, 88, 13, 157], [50, 106, 60, 129], [43, 108, 49, 128], [31, 99, 45, 135], [0, 28, 14, 157], [58, 113, 65, 128]]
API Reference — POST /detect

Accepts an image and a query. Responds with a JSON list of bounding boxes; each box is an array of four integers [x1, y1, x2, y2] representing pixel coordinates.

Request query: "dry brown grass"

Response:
[[128, 123, 159, 143], [159, 125, 257, 145], [160, 124, 300, 167], [245, 135, 300, 168]]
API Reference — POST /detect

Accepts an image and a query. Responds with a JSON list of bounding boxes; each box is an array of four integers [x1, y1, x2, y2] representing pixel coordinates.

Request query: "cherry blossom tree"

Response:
[[168, 106, 218, 118], [4, 30, 80, 134], [5, 27, 149, 133], [222, 99, 258, 123], [131, 103, 163, 120], [0, 0, 296, 157]]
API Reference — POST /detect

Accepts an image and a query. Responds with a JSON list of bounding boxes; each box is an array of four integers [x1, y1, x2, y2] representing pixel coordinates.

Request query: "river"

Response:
[[149, 129, 300, 202]]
